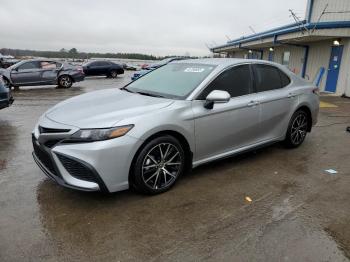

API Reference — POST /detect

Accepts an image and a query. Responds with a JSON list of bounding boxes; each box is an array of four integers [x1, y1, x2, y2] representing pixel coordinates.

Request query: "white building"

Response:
[[212, 0, 350, 97]]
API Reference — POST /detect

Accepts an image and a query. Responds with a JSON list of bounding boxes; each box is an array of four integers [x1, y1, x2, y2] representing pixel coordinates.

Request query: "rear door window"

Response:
[[198, 64, 253, 99], [40, 61, 60, 70], [279, 70, 291, 87], [95, 61, 109, 66], [253, 64, 290, 92]]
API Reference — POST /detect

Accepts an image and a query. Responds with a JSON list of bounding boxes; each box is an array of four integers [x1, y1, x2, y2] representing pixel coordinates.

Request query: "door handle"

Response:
[[287, 93, 297, 98], [247, 101, 259, 107]]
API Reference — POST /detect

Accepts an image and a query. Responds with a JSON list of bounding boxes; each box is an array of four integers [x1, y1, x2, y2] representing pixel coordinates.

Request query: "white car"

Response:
[[32, 59, 319, 194]]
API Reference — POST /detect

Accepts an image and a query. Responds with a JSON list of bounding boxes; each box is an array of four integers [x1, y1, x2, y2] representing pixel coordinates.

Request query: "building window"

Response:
[[282, 51, 290, 66]]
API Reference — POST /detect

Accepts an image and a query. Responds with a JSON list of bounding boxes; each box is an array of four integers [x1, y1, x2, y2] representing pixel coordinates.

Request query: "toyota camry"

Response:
[[32, 59, 319, 194]]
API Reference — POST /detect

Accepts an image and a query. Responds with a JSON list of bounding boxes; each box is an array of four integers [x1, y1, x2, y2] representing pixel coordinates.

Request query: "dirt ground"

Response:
[[0, 72, 349, 261]]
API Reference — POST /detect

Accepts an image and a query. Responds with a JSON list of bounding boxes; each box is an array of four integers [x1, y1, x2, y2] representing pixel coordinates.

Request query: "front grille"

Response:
[[44, 139, 62, 148], [39, 126, 70, 134], [32, 136, 60, 177], [57, 154, 97, 183]]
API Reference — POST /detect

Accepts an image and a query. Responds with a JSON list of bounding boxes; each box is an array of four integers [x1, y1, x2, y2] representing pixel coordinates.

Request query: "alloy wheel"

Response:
[[141, 143, 182, 190], [60, 76, 72, 88], [290, 113, 307, 145], [110, 71, 117, 78]]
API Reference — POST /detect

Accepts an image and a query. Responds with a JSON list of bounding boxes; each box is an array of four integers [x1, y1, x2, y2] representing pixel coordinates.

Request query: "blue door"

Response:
[[268, 51, 274, 61], [325, 46, 343, 93]]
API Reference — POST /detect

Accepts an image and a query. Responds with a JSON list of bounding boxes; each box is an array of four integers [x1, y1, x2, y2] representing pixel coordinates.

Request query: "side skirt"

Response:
[[192, 137, 284, 168]]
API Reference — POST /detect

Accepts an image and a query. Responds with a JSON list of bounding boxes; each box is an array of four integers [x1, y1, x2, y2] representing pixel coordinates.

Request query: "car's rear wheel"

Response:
[[284, 110, 309, 148], [131, 135, 185, 194], [58, 75, 73, 88], [109, 70, 118, 78]]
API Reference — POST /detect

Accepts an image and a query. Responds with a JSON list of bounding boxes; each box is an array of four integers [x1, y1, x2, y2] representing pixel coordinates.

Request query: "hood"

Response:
[[45, 89, 174, 128]]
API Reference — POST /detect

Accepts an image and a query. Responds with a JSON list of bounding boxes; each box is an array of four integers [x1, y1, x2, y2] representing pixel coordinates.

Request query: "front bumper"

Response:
[[0, 95, 14, 110], [32, 121, 143, 193], [32, 135, 106, 192]]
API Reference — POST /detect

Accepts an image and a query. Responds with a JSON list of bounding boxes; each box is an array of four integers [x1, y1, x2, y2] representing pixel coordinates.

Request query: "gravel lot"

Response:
[[0, 71, 350, 261]]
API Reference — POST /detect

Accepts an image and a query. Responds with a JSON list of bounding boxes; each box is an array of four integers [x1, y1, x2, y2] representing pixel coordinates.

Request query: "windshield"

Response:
[[126, 63, 216, 99], [8, 61, 23, 70]]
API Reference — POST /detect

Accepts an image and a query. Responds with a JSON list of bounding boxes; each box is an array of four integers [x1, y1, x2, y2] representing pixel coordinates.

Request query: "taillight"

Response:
[[312, 87, 320, 96]]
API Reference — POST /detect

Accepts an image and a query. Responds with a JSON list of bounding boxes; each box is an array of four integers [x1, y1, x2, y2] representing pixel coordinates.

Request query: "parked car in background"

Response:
[[0, 59, 85, 88], [0, 75, 14, 110], [121, 63, 138, 71], [32, 59, 319, 194], [82, 61, 124, 78], [0, 57, 20, 69], [131, 57, 186, 81]]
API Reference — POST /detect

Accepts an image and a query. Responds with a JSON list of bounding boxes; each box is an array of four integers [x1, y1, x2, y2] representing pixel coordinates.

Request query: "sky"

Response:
[[0, 0, 307, 57]]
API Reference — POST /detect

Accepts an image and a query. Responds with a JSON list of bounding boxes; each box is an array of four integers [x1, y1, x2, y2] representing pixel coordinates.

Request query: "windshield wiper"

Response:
[[120, 87, 134, 93], [121, 87, 165, 98], [134, 91, 166, 98]]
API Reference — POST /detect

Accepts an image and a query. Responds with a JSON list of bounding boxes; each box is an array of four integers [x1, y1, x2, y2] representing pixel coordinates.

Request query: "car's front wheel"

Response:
[[131, 135, 186, 194], [284, 110, 309, 148], [58, 75, 73, 88]]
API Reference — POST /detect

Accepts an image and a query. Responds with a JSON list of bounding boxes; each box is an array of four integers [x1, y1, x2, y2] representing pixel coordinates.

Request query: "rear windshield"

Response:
[[127, 63, 216, 99]]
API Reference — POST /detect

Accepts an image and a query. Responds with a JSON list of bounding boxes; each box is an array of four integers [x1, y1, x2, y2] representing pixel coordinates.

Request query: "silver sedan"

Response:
[[32, 59, 319, 194]]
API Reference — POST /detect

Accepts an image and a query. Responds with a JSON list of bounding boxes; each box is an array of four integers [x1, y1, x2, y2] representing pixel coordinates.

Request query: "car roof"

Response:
[[172, 58, 280, 66], [14, 59, 62, 66], [171, 58, 291, 74], [22, 59, 59, 62]]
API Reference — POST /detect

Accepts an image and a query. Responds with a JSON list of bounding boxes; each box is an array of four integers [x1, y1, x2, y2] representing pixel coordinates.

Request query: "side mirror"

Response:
[[204, 90, 230, 109]]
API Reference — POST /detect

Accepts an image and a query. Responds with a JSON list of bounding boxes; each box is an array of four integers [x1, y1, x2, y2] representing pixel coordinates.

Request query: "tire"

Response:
[[284, 110, 309, 148], [58, 75, 73, 88], [131, 135, 186, 194], [109, 70, 118, 78]]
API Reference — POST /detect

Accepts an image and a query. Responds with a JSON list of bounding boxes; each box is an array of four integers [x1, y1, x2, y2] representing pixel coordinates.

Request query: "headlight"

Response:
[[69, 125, 134, 142]]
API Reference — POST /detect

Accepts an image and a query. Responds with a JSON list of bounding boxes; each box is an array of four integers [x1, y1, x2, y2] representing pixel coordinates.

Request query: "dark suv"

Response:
[[0, 59, 85, 89], [0, 75, 14, 110], [82, 61, 124, 78]]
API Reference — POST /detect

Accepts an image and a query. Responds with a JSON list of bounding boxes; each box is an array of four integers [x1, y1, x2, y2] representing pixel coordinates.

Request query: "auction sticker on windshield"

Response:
[[184, 67, 206, 73]]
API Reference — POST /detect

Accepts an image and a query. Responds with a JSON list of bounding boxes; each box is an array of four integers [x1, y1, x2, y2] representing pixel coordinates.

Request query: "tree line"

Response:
[[0, 48, 159, 60]]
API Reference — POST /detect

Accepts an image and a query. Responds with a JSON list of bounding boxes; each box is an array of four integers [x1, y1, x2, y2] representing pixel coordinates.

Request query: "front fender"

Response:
[[0, 69, 12, 84], [137, 124, 195, 153]]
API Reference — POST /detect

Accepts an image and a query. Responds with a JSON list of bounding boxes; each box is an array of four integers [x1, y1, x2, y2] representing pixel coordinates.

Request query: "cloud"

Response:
[[0, 0, 307, 56]]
